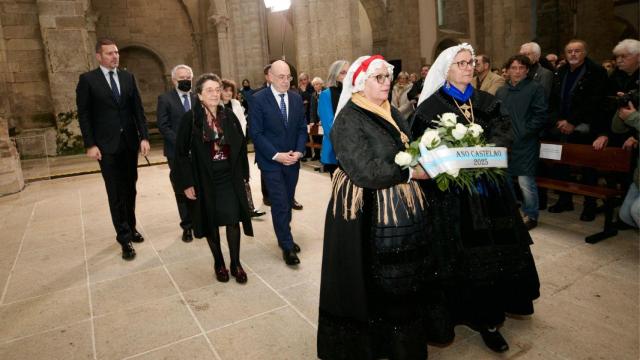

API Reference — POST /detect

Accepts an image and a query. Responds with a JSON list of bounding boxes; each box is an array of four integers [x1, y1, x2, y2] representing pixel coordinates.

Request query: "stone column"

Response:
[[293, 0, 361, 78], [36, 0, 95, 154], [482, 0, 532, 68], [0, 18, 24, 195], [208, 7, 236, 79], [227, 0, 270, 86]]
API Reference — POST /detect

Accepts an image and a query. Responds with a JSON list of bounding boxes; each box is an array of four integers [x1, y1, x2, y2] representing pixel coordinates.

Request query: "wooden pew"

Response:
[[306, 123, 324, 172], [537, 142, 633, 244]]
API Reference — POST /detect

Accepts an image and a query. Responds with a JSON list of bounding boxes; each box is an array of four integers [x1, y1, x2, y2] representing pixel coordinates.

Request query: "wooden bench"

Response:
[[305, 123, 324, 172], [305, 123, 322, 151], [537, 141, 633, 244]]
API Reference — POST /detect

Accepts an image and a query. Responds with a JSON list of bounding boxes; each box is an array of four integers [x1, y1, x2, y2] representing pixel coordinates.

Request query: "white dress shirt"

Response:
[[99, 65, 120, 94]]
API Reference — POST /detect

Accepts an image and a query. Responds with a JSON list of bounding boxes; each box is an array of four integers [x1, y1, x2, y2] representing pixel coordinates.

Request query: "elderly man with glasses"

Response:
[[249, 60, 308, 266]]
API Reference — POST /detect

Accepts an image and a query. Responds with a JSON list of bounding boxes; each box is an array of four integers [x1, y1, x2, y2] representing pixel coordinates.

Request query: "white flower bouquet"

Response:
[[395, 112, 507, 193]]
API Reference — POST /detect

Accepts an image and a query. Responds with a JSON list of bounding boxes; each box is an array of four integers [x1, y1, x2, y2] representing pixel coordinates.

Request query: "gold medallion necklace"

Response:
[[453, 98, 475, 124]]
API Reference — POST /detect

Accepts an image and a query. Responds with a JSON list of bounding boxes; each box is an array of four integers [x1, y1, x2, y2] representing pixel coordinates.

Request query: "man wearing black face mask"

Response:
[[157, 64, 196, 242]]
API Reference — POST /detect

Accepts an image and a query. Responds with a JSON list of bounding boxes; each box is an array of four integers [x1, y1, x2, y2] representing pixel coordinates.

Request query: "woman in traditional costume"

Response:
[[411, 43, 540, 353], [317, 55, 437, 359]]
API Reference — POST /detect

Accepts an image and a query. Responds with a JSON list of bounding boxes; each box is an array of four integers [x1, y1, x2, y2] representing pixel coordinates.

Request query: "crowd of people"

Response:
[[76, 35, 638, 359]]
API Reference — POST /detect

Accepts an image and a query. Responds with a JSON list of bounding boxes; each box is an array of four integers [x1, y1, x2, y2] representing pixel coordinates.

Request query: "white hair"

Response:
[[613, 39, 640, 56], [311, 77, 324, 86], [521, 42, 542, 61], [171, 64, 193, 79]]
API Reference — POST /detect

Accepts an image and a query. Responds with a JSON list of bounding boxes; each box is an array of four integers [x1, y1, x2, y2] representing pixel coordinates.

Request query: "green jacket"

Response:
[[611, 110, 639, 185], [496, 78, 549, 176]]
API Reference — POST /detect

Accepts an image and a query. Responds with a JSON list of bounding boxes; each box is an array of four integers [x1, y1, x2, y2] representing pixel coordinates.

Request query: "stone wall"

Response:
[[384, 0, 422, 74], [227, 0, 269, 86], [36, 0, 94, 154], [92, 0, 202, 122], [537, 0, 619, 62], [2, 0, 55, 131], [478, 0, 533, 68], [0, 15, 24, 195], [293, 0, 361, 79]]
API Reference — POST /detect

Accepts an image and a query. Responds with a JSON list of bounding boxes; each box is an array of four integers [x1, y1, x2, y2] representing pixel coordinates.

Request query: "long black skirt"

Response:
[[209, 159, 241, 226]]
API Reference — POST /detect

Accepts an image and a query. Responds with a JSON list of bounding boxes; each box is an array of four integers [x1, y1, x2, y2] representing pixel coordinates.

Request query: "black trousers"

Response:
[[168, 157, 192, 230], [98, 136, 139, 244]]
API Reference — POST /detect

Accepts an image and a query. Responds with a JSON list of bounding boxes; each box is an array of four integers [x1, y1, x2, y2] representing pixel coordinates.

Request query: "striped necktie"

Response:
[[279, 93, 287, 128]]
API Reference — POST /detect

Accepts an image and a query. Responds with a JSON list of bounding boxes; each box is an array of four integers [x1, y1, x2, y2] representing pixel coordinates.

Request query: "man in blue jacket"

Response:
[[249, 60, 308, 265]]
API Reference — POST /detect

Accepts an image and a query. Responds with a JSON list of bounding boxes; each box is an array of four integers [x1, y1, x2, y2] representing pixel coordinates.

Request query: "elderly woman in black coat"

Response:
[[317, 55, 435, 360], [412, 43, 540, 354], [175, 73, 253, 284]]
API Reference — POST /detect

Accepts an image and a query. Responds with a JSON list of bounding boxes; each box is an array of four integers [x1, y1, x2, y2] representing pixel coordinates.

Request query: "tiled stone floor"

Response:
[[0, 154, 638, 359]]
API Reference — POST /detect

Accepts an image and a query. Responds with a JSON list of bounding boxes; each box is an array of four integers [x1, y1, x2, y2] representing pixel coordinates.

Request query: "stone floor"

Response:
[[0, 155, 638, 360]]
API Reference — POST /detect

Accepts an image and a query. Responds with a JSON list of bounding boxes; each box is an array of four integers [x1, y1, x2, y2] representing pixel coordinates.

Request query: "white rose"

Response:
[[446, 167, 460, 177], [451, 123, 467, 140], [394, 151, 412, 167], [468, 123, 484, 138], [421, 129, 441, 149], [440, 112, 458, 127]]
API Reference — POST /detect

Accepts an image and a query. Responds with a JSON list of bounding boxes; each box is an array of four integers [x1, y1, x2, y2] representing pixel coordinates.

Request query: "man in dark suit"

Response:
[[249, 60, 307, 266], [157, 64, 194, 242], [76, 38, 150, 260], [545, 39, 608, 221], [251, 63, 304, 211]]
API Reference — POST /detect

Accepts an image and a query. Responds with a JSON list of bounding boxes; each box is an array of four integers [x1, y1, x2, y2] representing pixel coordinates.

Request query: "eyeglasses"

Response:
[[370, 74, 392, 84], [273, 74, 293, 81], [454, 60, 476, 69]]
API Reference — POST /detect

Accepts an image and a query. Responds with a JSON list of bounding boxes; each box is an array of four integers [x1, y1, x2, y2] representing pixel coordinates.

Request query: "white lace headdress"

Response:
[[417, 43, 475, 106]]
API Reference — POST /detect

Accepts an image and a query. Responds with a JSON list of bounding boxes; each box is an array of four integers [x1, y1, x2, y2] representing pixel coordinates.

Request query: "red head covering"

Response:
[[352, 55, 384, 86]]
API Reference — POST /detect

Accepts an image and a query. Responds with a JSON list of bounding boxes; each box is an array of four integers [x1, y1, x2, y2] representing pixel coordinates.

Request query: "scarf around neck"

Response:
[[351, 92, 409, 145], [443, 81, 474, 102]]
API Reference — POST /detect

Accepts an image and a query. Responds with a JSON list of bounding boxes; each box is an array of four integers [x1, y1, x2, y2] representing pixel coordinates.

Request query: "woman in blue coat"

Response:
[[318, 60, 349, 177]]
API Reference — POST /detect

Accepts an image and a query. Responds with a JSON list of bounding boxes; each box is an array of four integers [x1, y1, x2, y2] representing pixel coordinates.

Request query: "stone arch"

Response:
[[359, 0, 387, 54], [118, 45, 166, 124], [433, 38, 460, 61]]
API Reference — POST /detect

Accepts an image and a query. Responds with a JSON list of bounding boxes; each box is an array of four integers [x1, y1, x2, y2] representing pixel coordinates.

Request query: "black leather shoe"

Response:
[[231, 265, 248, 283], [292, 199, 303, 210], [282, 250, 300, 265], [182, 228, 193, 242], [480, 328, 509, 353], [548, 201, 574, 213], [215, 267, 230, 282], [131, 231, 144, 243], [523, 217, 538, 230], [250, 209, 266, 218], [121, 243, 136, 261], [263, 198, 271, 206], [580, 208, 596, 222], [293, 242, 301, 253]]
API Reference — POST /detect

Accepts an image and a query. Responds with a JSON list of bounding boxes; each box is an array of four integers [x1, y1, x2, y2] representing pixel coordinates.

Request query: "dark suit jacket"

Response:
[[76, 68, 149, 154], [157, 89, 195, 158], [248, 88, 307, 171], [549, 57, 608, 137]]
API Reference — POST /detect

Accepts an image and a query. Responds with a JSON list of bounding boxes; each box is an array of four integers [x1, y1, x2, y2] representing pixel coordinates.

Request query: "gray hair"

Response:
[[325, 60, 349, 87], [521, 42, 542, 61], [171, 64, 193, 79], [613, 39, 640, 56], [311, 77, 324, 86]]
